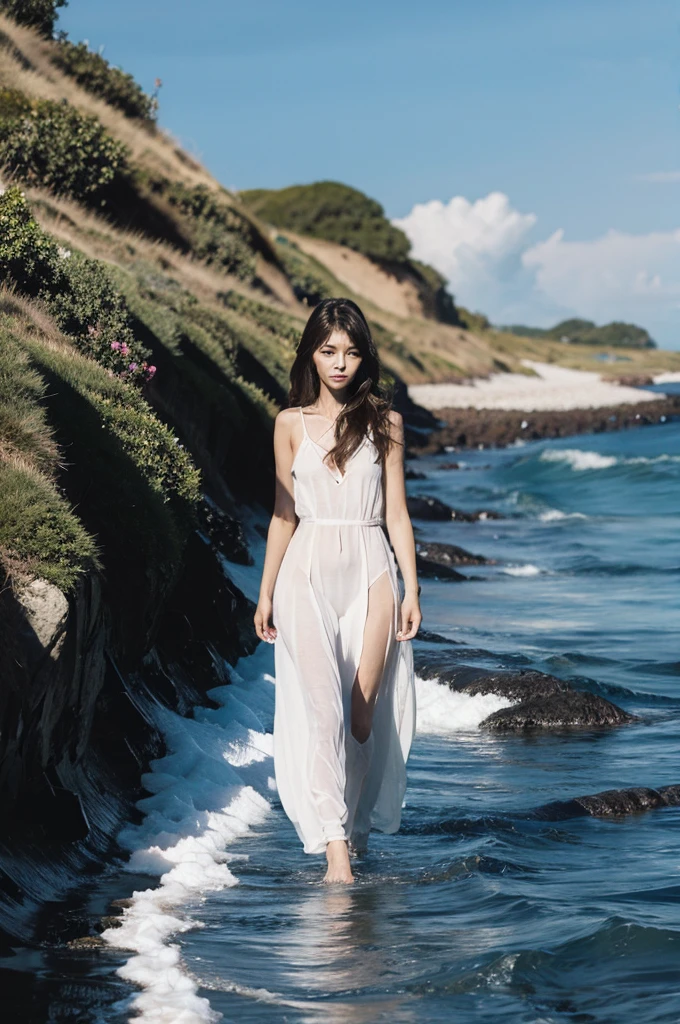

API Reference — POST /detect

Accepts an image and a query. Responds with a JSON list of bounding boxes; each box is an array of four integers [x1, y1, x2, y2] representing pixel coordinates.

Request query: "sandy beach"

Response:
[[408, 360, 670, 412]]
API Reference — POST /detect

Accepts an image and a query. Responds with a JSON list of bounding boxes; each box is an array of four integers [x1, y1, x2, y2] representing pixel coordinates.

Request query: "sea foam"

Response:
[[540, 449, 618, 471], [539, 449, 680, 473], [501, 564, 542, 577], [101, 642, 276, 1023], [414, 675, 514, 735]]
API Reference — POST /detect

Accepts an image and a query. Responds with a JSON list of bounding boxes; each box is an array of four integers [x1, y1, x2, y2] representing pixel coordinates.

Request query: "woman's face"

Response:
[[312, 330, 363, 394]]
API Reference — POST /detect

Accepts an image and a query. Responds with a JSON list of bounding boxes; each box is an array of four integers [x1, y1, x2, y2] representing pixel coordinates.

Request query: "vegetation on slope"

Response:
[[240, 181, 462, 326], [503, 318, 656, 349], [240, 180, 411, 262], [51, 35, 159, 122], [0, 0, 66, 38]]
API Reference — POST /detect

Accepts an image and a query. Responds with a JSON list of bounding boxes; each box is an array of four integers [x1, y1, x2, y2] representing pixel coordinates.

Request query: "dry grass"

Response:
[[0, 14, 217, 187]]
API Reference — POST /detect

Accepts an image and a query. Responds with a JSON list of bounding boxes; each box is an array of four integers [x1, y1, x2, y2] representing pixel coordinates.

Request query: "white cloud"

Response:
[[392, 192, 537, 314], [523, 227, 680, 314], [393, 192, 680, 346]]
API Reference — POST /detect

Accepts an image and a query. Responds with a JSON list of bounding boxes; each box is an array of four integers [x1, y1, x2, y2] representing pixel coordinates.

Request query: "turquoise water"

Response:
[[170, 421, 680, 1023]]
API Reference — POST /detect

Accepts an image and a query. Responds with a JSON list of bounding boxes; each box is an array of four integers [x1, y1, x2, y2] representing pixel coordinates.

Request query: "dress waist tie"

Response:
[[298, 517, 384, 526]]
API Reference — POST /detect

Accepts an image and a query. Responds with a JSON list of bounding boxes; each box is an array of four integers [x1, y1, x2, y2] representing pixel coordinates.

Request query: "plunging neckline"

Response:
[[293, 407, 368, 486], [294, 433, 368, 485]]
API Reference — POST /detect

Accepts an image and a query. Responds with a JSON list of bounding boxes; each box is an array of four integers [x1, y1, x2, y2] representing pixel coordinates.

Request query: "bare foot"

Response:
[[323, 840, 354, 884]]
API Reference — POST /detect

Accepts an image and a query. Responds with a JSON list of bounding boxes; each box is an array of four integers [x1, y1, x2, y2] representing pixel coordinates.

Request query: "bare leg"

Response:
[[351, 570, 394, 743], [324, 839, 354, 883], [325, 573, 394, 881]]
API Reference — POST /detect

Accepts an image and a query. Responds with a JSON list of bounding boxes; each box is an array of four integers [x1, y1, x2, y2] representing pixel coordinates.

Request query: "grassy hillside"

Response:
[[240, 181, 462, 328]]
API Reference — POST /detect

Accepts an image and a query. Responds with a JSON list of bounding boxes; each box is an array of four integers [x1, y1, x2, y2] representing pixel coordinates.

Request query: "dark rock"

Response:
[[416, 540, 490, 567], [658, 784, 680, 805], [414, 662, 567, 701], [153, 528, 258, 695], [414, 396, 680, 451], [461, 669, 568, 702], [405, 465, 428, 480], [416, 630, 464, 645], [67, 936, 106, 950], [611, 374, 654, 387], [481, 689, 635, 731], [414, 661, 634, 730], [416, 556, 468, 582], [407, 494, 502, 521], [95, 916, 123, 932], [535, 785, 680, 820], [197, 499, 252, 565]]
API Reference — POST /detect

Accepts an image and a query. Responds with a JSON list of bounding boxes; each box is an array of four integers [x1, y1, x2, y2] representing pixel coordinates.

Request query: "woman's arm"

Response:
[[254, 409, 299, 643], [384, 410, 422, 641]]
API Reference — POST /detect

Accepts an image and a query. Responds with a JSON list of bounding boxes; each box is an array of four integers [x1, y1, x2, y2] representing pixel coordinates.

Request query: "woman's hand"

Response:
[[397, 591, 421, 641], [254, 596, 277, 644]]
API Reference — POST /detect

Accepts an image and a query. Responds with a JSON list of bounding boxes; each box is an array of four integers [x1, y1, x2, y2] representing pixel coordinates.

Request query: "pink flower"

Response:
[[110, 340, 121, 350], [146, 365, 157, 378], [128, 362, 138, 371], [120, 342, 130, 355]]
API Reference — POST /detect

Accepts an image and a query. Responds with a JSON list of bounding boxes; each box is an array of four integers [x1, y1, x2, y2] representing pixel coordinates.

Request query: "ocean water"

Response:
[[17, 422, 680, 1023]]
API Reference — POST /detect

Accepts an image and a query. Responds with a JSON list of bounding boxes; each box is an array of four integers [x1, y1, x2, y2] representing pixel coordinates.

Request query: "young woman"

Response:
[[254, 297, 420, 884]]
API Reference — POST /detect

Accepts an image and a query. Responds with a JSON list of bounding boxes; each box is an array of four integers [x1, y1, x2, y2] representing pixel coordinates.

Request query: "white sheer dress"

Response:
[[272, 406, 416, 854]]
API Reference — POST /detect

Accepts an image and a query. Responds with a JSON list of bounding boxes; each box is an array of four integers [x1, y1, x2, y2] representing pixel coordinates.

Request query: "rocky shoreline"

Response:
[[409, 395, 680, 452]]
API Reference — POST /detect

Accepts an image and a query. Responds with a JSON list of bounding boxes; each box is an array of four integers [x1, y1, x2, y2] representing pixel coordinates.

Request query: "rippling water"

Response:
[[14, 422, 680, 1023]]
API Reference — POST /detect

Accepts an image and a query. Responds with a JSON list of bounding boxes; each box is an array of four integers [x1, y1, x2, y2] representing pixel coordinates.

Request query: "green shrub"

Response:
[[240, 181, 411, 262], [19, 331, 201, 508], [0, 88, 129, 201], [0, 327, 57, 473], [0, 187, 155, 382], [217, 290, 301, 347], [458, 306, 491, 333], [0, 0, 67, 38], [191, 216, 256, 281], [274, 240, 335, 306], [0, 461, 101, 592], [0, 181, 62, 291], [144, 179, 258, 281], [48, 251, 155, 377], [51, 36, 157, 122]]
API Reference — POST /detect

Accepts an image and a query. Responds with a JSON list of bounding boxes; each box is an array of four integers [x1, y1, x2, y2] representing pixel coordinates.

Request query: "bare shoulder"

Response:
[[386, 408, 404, 441], [273, 407, 301, 455], [275, 406, 300, 432]]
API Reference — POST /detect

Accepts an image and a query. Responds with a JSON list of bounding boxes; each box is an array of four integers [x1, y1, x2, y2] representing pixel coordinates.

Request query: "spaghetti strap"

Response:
[[298, 405, 309, 439]]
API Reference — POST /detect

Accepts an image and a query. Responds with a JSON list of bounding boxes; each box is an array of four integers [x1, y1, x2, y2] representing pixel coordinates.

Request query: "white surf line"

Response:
[[101, 640, 277, 1023], [102, 501, 517, 1021]]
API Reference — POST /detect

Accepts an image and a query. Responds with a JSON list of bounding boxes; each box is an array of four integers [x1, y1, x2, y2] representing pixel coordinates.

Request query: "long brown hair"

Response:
[[289, 298, 396, 473]]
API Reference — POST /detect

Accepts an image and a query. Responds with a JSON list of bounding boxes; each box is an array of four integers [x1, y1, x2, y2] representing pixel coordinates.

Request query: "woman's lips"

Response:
[[330, 374, 347, 380]]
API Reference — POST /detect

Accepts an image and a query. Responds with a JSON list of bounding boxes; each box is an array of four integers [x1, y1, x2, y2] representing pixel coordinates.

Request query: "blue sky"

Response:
[[59, 1, 680, 346]]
